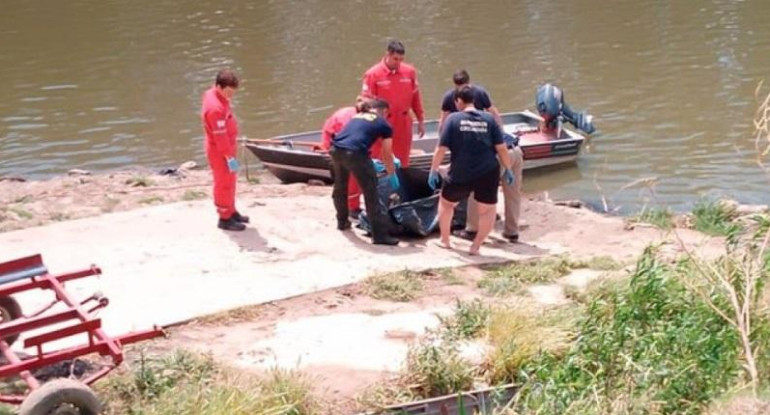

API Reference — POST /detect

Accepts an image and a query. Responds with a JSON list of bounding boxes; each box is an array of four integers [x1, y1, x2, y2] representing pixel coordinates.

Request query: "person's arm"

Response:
[[488, 105, 504, 128], [411, 74, 425, 137], [437, 111, 450, 134], [430, 145, 448, 172], [320, 115, 336, 150], [381, 138, 396, 175], [204, 109, 235, 159], [361, 71, 377, 99], [495, 143, 513, 171]]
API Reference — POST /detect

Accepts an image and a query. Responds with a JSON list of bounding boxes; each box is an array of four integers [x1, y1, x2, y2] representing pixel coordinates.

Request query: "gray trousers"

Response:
[[466, 146, 523, 236]]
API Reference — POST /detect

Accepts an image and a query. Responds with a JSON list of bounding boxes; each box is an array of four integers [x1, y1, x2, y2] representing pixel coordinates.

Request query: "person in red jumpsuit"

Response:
[[321, 96, 368, 217], [361, 39, 425, 167], [201, 69, 248, 231]]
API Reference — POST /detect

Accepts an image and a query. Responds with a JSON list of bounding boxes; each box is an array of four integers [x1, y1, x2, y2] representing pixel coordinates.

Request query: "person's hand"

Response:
[[503, 169, 515, 186], [227, 157, 240, 173], [428, 170, 440, 190], [388, 173, 400, 191], [418, 120, 425, 138]]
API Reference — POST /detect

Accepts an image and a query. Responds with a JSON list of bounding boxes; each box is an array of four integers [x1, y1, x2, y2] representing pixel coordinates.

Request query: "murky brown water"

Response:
[[1, 0, 769, 211]]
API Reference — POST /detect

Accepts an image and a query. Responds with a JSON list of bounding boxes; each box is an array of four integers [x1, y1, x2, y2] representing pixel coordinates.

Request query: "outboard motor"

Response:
[[536, 83, 595, 135]]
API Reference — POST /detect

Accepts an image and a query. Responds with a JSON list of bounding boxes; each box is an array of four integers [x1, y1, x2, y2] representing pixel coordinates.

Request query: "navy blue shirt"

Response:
[[440, 85, 493, 113], [439, 110, 503, 184], [332, 112, 392, 154]]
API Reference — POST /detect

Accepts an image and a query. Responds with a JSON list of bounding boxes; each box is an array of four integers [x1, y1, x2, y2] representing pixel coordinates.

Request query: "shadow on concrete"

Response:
[[225, 226, 272, 253], [340, 229, 425, 256]]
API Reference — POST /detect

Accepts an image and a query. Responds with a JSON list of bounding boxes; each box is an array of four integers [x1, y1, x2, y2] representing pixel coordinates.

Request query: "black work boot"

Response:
[[232, 211, 250, 223], [373, 235, 399, 246], [218, 217, 246, 231], [337, 220, 352, 231]]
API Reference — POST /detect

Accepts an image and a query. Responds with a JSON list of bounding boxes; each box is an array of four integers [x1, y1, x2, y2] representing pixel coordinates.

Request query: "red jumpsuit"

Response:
[[321, 106, 363, 211], [201, 86, 239, 220], [361, 59, 424, 166]]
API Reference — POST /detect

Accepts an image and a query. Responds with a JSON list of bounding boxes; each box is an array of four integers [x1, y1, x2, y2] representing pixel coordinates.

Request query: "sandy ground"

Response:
[[0, 165, 731, 411]]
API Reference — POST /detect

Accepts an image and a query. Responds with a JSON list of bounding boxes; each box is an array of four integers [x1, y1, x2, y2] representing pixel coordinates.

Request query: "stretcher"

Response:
[[0, 254, 164, 414]]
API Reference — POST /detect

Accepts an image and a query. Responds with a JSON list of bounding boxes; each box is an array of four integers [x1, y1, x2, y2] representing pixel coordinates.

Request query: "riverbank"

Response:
[[1, 165, 767, 413]]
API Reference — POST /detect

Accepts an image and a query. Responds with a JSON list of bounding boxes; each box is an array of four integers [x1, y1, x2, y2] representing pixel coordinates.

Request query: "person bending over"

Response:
[[331, 99, 400, 246]]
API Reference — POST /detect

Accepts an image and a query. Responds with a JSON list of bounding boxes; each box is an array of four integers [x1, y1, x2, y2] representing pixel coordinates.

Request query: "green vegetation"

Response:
[[182, 190, 208, 201], [139, 196, 165, 205], [436, 267, 464, 285], [13, 195, 32, 204], [8, 206, 32, 220], [437, 298, 491, 340], [629, 206, 674, 229], [693, 198, 741, 237], [478, 256, 621, 297], [363, 269, 424, 302], [402, 338, 475, 398], [98, 350, 320, 415], [125, 175, 155, 187], [507, 246, 769, 414], [49, 212, 71, 221]]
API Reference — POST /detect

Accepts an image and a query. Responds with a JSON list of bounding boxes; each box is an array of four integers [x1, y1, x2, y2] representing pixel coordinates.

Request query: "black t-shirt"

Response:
[[440, 85, 493, 113], [439, 110, 503, 184], [332, 112, 393, 154]]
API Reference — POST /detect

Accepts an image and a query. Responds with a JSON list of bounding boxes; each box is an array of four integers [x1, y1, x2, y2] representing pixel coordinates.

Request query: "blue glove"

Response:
[[373, 157, 402, 174], [503, 169, 515, 186], [428, 170, 440, 190], [388, 173, 400, 190], [227, 157, 240, 173]]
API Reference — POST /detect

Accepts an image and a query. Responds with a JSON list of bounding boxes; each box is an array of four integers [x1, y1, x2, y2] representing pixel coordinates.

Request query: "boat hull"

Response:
[[245, 111, 585, 184]]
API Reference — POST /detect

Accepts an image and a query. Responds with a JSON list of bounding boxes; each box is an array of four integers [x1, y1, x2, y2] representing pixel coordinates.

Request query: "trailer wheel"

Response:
[[0, 296, 22, 346], [19, 378, 101, 415]]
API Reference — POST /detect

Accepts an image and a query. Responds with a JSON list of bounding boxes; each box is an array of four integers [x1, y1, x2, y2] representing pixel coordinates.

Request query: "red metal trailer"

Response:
[[0, 254, 165, 414]]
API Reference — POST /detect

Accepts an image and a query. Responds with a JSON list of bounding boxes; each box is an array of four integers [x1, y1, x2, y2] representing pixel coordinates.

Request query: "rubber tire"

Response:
[[0, 296, 22, 346], [19, 378, 102, 415]]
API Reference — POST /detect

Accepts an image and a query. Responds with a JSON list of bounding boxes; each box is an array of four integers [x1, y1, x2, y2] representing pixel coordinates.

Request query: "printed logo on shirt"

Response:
[[399, 77, 411, 83], [376, 80, 392, 86], [459, 119, 488, 133], [216, 120, 226, 128], [353, 113, 378, 122]]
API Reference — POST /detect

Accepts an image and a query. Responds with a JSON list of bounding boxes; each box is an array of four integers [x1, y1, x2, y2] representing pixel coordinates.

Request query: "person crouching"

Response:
[[330, 99, 400, 246], [428, 86, 514, 256]]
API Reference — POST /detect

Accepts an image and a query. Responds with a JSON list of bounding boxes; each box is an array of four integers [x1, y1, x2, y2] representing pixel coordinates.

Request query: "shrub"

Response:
[[512, 248, 747, 414]]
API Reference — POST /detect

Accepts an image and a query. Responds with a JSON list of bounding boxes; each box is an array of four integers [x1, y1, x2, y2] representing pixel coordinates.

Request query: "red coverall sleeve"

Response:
[[205, 109, 235, 158], [411, 74, 425, 122], [361, 71, 377, 99], [321, 115, 336, 150]]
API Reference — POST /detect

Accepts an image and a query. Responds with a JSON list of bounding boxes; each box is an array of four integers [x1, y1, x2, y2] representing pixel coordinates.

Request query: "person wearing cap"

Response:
[[428, 86, 515, 256], [361, 39, 425, 167], [331, 99, 400, 246], [201, 69, 248, 231], [321, 96, 371, 218]]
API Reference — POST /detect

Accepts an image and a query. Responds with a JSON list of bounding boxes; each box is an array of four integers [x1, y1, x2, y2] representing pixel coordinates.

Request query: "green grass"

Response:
[[9, 206, 33, 220], [510, 247, 754, 414], [692, 199, 741, 237], [479, 257, 573, 296], [182, 190, 208, 201], [436, 267, 464, 285], [402, 338, 475, 399], [125, 175, 155, 187], [437, 298, 491, 340], [139, 196, 165, 205], [570, 255, 624, 271], [99, 350, 321, 415], [629, 206, 674, 229], [363, 269, 424, 302]]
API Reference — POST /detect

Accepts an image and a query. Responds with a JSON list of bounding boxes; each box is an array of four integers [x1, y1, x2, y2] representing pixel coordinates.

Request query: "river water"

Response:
[[1, 0, 769, 212]]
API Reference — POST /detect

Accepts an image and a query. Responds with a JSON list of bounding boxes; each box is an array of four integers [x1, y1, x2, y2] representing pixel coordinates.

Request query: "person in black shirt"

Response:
[[429, 86, 514, 256], [438, 69, 503, 132], [331, 99, 400, 246]]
